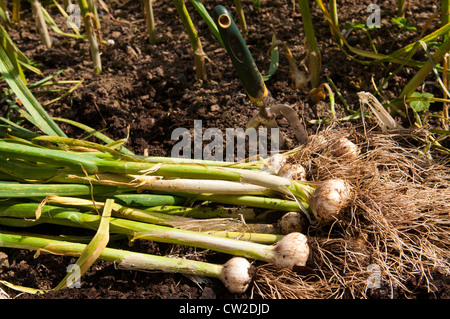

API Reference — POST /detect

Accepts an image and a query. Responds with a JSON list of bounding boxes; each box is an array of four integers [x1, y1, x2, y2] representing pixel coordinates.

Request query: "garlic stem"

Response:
[[0, 231, 253, 294]]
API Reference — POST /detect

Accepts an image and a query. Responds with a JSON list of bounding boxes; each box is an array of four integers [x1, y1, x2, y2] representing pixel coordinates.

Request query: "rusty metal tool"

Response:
[[213, 5, 308, 146]]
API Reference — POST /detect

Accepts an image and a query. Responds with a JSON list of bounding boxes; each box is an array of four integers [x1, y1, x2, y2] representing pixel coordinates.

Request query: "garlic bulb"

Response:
[[271, 232, 309, 269], [220, 257, 254, 294], [331, 137, 359, 159], [278, 163, 307, 180], [310, 179, 352, 225], [306, 134, 328, 154], [276, 212, 304, 234], [289, 66, 308, 89], [267, 153, 287, 175]]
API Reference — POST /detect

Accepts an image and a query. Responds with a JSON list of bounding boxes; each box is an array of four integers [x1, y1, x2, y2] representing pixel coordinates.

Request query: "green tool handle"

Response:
[[213, 5, 268, 102]]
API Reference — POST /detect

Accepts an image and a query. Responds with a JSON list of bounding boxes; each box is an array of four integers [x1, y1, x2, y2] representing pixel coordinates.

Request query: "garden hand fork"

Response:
[[213, 5, 308, 146]]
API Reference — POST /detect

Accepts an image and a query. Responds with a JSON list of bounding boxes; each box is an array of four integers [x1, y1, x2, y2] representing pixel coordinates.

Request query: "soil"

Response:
[[0, 0, 448, 300]]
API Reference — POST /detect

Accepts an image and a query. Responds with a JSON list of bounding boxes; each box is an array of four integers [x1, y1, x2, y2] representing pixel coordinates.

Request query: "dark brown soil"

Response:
[[0, 0, 447, 300]]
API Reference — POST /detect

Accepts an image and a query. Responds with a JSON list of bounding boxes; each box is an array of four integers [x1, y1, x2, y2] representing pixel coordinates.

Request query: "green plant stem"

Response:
[[0, 230, 227, 286], [53, 0, 81, 35], [234, 0, 247, 35], [0, 45, 66, 136], [143, 205, 259, 220], [97, 193, 187, 207], [0, 2, 11, 28], [206, 231, 282, 244], [398, 0, 406, 17], [297, 0, 321, 88], [51, 117, 134, 156], [395, 37, 450, 109], [86, 0, 100, 30], [443, 0, 450, 40], [143, 0, 156, 44], [12, 0, 20, 23], [173, 0, 206, 80], [78, 0, 102, 73], [363, 28, 378, 54], [0, 140, 313, 202], [0, 209, 280, 263], [328, 0, 340, 44], [443, 54, 449, 129], [326, 75, 354, 113], [132, 154, 264, 169], [0, 25, 27, 84], [100, 192, 304, 216], [179, 193, 308, 213], [41, 196, 257, 228], [0, 182, 128, 197]]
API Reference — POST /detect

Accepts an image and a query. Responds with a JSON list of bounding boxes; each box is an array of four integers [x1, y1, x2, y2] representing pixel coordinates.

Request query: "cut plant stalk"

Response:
[[0, 161, 309, 218], [143, 0, 156, 44], [173, 0, 206, 80], [234, 0, 247, 35], [12, 0, 20, 23], [398, 0, 407, 17], [78, 0, 102, 73], [86, 0, 100, 30], [267, 41, 308, 89], [0, 230, 254, 294], [30, 0, 52, 48], [92, 170, 314, 211], [0, 208, 310, 270], [131, 154, 264, 169], [0, 198, 283, 244], [297, 0, 321, 88]]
